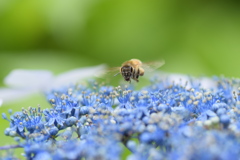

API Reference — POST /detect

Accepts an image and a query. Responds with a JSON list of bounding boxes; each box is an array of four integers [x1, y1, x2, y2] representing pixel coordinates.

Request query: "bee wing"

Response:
[[102, 67, 121, 77], [142, 60, 165, 72]]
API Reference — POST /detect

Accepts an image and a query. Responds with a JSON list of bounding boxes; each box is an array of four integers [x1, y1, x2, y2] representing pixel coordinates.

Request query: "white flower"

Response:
[[0, 64, 106, 106], [151, 72, 216, 90]]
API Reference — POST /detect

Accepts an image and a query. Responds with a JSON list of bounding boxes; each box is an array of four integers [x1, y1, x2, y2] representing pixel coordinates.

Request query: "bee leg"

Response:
[[114, 72, 121, 76], [133, 78, 139, 82], [134, 69, 139, 82]]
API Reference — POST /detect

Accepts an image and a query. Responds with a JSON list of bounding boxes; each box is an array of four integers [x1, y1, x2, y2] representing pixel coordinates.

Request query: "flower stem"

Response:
[[0, 145, 21, 150]]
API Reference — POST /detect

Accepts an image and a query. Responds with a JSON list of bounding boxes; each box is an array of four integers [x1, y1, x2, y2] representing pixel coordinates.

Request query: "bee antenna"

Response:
[[114, 72, 120, 76]]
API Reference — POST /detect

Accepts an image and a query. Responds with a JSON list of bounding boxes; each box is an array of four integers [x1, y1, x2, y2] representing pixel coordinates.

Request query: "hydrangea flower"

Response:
[[2, 72, 240, 159]]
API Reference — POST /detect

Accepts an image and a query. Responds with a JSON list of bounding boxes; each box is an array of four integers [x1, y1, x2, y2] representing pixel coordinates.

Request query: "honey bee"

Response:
[[114, 59, 165, 83]]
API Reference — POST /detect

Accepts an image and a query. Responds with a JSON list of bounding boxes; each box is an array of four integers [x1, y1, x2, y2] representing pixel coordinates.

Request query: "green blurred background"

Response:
[[1, 0, 240, 158]]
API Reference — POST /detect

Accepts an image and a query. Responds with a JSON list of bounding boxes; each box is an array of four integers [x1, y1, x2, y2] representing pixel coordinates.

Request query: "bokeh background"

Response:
[[1, 0, 240, 158]]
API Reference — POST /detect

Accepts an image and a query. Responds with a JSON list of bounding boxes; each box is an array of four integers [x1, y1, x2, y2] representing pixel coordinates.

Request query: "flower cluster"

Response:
[[2, 74, 240, 159]]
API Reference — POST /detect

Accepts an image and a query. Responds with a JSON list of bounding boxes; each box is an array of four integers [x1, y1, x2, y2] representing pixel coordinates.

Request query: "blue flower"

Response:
[[3, 73, 240, 159], [43, 109, 65, 127]]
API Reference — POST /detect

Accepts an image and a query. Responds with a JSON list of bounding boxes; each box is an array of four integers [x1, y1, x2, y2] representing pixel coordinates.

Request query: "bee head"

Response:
[[121, 66, 132, 81]]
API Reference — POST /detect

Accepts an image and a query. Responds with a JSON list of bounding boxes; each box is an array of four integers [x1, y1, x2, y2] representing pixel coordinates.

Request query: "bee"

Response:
[[114, 59, 165, 83]]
